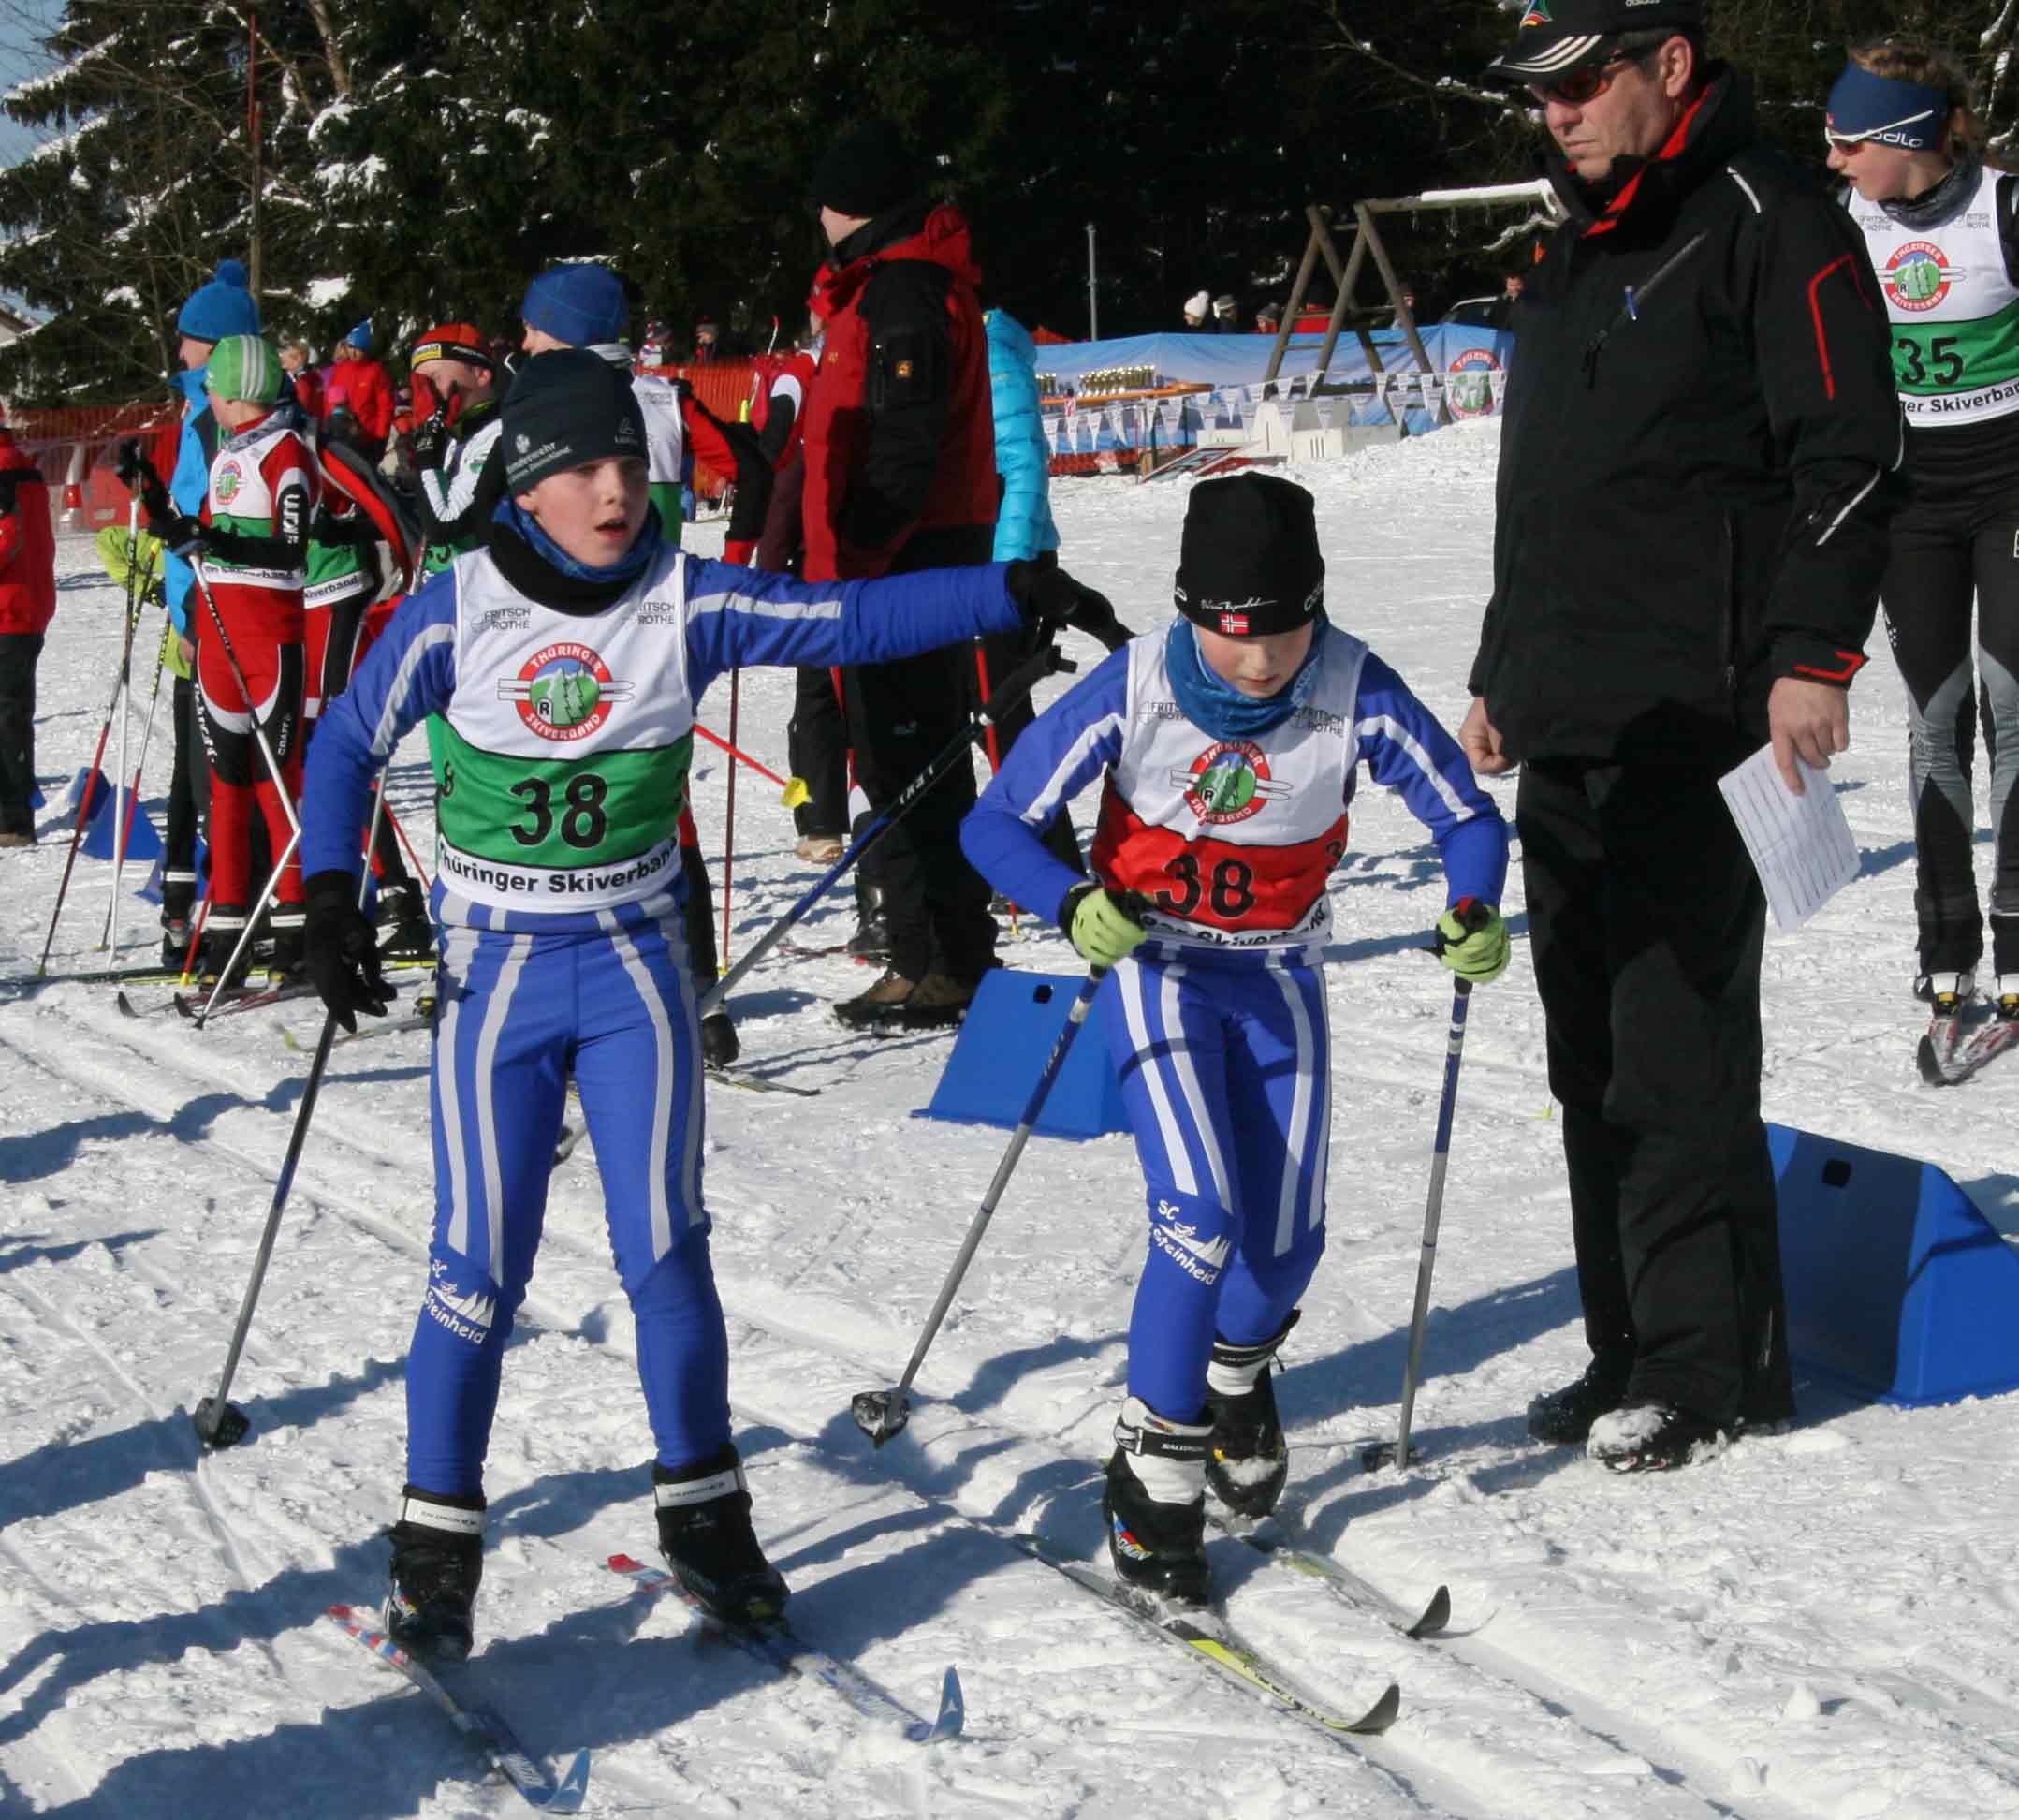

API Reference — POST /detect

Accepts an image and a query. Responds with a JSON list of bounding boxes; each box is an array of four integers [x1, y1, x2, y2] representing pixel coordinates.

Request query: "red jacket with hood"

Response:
[[800, 203, 999, 582], [0, 428, 55, 637]]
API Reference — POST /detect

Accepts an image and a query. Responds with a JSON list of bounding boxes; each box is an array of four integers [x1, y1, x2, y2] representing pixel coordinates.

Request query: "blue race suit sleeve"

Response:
[[680, 552, 1027, 696], [300, 573, 460, 880], [962, 643, 1132, 924], [1353, 653, 1510, 907]]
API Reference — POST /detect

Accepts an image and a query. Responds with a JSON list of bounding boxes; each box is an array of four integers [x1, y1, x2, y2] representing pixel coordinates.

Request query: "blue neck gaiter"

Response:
[[494, 495, 662, 591], [1166, 614, 1328, 740]]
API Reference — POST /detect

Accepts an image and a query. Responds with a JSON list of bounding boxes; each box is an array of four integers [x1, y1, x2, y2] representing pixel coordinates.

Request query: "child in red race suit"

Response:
[[143, 334, 319, 978]]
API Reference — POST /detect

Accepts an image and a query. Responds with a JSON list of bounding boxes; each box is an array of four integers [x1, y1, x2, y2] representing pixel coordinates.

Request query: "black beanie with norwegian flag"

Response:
[[1173, 473, 1325, 638]]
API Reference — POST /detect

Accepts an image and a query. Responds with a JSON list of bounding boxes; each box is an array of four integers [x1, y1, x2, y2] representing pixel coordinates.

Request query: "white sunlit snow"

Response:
[[2, 419, 2016, 1818]]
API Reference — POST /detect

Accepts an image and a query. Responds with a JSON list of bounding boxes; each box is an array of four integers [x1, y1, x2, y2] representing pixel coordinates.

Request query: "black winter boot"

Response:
[[654, 1445, 787, 1628], [1587, 1401, 1730, 1474], [1104, 1397, 1213, 1606], [846, 876, 890, 962], [387, 1488, 485, 1662], [1526, 1351, 1632, 1445], [377, 879, 435, 961], [1205, 1311, 1298, 1520]]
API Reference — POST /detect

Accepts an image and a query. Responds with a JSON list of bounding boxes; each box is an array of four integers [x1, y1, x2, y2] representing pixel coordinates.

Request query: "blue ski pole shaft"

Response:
[[698, 640, 1071, 1018]]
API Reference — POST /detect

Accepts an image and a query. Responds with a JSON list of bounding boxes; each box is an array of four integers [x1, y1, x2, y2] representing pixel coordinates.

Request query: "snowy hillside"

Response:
[[3, 421, 2016, 1818]]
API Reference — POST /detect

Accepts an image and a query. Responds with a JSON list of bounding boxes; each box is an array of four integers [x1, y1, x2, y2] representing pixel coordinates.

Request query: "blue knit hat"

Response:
[[177, 259, 261, 343], [344, 320, 374, 353], [521, 264, 628, 348]]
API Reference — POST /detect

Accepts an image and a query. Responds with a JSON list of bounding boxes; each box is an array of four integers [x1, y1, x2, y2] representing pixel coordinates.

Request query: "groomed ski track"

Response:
[[3, 435, 2017, 1817]]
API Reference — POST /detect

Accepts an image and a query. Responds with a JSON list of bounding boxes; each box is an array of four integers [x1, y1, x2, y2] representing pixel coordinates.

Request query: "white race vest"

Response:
[[1848, 167, 2019, 426], [632, 374, 686, 486], [1088, 627, 1368, 952], [427, 545, 697, 914]]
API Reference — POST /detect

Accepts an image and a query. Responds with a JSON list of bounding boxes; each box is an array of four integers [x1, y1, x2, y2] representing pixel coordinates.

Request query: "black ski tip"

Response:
[[193, 1397, 250, 1449], [1916, 1033, 1950, 1087], [1348, 1681, 1402, 1736], [1407, 1584, 1453, 1638]]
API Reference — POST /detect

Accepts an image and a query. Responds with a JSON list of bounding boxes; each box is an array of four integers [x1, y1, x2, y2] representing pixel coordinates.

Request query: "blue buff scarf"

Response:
[[1825, 63, 1947, 153], [1165, 614, 1329, 741], [494, 494, 662, 589]]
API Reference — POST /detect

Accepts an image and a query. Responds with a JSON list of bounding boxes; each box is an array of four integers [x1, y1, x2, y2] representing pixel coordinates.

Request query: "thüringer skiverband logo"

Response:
[[1171, 741, 1293, 826], [497, 641, 636, 742], [1884, 241, 1958, 313]]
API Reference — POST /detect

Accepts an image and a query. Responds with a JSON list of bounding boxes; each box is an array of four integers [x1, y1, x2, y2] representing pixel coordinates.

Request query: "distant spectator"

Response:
[[1211, 293, 1242, 334], [1504, 272, 1527, 302], [0, 403, 55, 846], [281, 342, 324, 420], [325, 320, 395, 461], [1255, 302, 1282, 334], [1181, 289, 1210, 328], [692, 318, 723, 362]]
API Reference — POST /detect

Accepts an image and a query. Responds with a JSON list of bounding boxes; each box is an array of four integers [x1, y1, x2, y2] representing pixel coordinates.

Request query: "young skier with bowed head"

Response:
[[961, 474, 1512, 1604], [299, 348, 1118, 1660]]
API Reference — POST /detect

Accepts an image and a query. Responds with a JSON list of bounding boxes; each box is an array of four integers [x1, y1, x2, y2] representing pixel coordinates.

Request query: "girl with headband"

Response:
[[1826, 40, 2019, 1065]]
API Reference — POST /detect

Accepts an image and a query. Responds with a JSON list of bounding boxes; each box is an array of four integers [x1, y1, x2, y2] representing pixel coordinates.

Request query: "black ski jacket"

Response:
[[1470, 69, 1905, 766]]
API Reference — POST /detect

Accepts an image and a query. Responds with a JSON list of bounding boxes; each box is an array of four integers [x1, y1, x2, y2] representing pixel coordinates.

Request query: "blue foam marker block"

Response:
[[81, 799, 163, 863], [1770, 1122, 2019, 1407], [918, 968, 1131, 1141], [62, 766, 112, 828]]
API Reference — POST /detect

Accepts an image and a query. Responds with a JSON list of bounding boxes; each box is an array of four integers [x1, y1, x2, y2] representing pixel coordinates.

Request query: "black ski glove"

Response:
[[409, 411, 449, 472], [1004, 552, 1131, 652], [305, 867, 395, 1034], [116, 438, 173, 521]]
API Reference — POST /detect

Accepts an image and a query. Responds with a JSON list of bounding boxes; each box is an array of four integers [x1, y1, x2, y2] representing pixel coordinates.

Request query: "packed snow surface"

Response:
[[3, 420, 2016, 1818]]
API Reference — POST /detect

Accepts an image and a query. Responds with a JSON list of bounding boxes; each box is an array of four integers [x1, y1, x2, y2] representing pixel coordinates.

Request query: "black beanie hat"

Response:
[[811, 121, 924, 218], [501, 349, 646, 493], [1173, 474, 1325, 637]]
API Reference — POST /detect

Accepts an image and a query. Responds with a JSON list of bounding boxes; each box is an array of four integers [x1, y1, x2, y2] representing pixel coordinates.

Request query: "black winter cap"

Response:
[[811, 122, 924, 219], [501, 348, 646, 493], [1174, 474, 1325, 637]]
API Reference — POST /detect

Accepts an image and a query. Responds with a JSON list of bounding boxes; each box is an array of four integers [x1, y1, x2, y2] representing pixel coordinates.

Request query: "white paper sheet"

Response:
[[1718, 745, 1861, 932]]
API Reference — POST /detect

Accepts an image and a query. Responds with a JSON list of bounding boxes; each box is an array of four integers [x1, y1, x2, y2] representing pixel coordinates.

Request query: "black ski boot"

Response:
[[386, 1489, 485, 1663], [696, 984, 739, 1068], [267, 920, 306, 984], [847, 876, 890, 962], [1526, 1351, 1632, 1445], [654, 1445, 788, 1628], [1104, 1397, 1213, 1606], [1205, 1311, 1298, 1520], [199, 907, 251, 988], [377, 879, 435, 961], [1587, 1401, 1730, 1474]]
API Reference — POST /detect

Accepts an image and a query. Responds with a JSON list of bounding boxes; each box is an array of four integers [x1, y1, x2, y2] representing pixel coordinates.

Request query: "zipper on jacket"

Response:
[[1720, 510, 1740, 707], [1581, 231, 1711, 388]]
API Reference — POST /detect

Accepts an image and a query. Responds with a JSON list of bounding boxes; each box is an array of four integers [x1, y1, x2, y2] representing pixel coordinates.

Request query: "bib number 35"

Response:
[[509, 771, 609, 849]]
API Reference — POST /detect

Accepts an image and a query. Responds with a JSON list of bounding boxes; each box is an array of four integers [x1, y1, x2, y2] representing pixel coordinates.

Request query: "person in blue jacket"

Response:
[[962, 474, 1511, 1605], [299, 349, 1116, 1660], [163, 261, 262, 961], [978, 307, 1082, 876]]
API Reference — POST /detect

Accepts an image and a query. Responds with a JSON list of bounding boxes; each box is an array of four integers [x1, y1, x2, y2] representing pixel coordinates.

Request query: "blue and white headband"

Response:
[[1825, 63, 1948, 152]]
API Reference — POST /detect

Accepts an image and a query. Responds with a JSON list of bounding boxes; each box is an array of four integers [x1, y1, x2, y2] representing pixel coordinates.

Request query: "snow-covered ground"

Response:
[[3, 423, 2016, 1819]]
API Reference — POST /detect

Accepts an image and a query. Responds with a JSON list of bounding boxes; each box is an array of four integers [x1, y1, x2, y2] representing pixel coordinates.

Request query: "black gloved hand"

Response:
[[115, 437, 157, 491], [158, 513, 207, 557], [305, 867, 395, 1034], [409, 411, 449, 472], [1004, 552, 1131, 651], [668, 376, 693, 403]]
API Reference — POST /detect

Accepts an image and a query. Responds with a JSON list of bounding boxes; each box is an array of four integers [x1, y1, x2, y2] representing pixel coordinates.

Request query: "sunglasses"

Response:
[[1527, 51, 1648, 109]]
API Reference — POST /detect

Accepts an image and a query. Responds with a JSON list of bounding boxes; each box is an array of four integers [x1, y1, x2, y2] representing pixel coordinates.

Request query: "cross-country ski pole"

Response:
[[700, 640, 1080, 1018], [37, 529, 149, 975], [720, 669, 739, 968], [1363, 902, 1491, 1474], [99, 585, 170, 954], [853, 949, 1132, 1446], [693, 719, 805, 804]]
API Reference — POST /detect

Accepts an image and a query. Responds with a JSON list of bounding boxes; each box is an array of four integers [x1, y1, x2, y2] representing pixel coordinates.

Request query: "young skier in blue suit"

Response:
[[300, 348, 1114, 1657], [962, 474, 1511, 1603]]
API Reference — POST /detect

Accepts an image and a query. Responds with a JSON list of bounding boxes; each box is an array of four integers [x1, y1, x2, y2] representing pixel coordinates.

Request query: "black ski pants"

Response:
[[1879, 465, 2019, 979], [163, 670, 207, 921], [841, 641, 995, 984], [788, 664, 849, 842], [1517, 757, 1792, 1431], [0, 631, 42, 836]]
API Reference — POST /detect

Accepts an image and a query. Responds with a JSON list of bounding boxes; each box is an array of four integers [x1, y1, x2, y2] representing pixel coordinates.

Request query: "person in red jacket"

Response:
[[325, 321, 396, 462], [0, 406, 55, 845], [800, 121, 1001, 1030]]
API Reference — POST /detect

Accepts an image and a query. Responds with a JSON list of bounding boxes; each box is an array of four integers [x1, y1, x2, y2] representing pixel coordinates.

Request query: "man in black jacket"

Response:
[[1461, 0, 1904, 1472]]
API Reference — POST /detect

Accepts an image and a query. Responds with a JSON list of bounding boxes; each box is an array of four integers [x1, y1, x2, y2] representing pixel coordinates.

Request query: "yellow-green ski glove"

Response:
[[1063, 883, 1149, 970], [1434, 897, 1509, 985]]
